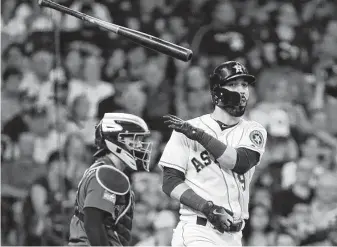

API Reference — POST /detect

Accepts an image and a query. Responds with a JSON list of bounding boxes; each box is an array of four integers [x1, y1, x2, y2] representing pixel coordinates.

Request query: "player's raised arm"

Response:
[[163, 114, 266, 174]]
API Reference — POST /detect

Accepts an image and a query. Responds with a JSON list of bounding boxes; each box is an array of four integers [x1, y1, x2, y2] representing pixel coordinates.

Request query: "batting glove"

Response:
[[200, 201, 234, 233], [163, 114, 203, 141]]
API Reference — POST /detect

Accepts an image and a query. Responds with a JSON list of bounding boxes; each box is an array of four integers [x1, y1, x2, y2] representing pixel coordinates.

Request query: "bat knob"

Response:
[[186, 50, 193, 61]]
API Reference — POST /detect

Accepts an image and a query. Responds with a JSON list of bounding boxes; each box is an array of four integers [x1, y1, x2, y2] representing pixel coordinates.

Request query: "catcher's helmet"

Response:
[[210, 61, 255, 107], [94, 113, 152, 171]]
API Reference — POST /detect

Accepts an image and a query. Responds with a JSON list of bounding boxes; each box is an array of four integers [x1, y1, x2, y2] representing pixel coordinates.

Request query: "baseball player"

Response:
[[68, 113, 153, 246], [160, 61, 267, 246]]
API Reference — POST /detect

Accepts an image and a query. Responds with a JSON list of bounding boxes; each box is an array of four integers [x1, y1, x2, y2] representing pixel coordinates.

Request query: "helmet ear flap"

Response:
[[209, 72, 221, 106], [95, 122, 105, 148], [209, 72, 220, 90]]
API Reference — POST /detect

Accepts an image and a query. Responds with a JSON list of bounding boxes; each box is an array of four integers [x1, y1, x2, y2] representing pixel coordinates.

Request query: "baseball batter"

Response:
[[68, 113, 152, 246], [160, 61, 267, 246]]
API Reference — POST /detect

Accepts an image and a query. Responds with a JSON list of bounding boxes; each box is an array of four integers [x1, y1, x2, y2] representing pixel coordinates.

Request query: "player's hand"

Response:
[[200, 201, 234, 233], [163, 114, 203, 141]]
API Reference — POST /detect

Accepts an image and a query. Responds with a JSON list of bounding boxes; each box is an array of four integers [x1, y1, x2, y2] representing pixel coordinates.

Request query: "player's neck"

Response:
[[211, 106, 241, 126], [106, 153, 126, 171]]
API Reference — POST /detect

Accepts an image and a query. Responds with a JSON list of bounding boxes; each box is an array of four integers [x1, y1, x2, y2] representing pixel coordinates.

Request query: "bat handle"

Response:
[[39, 0, 70, 14], [38, 0, 120, 33]]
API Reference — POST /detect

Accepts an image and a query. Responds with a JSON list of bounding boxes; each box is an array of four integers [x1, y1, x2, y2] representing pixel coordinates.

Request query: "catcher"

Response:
[[68, 113, 153, 246]]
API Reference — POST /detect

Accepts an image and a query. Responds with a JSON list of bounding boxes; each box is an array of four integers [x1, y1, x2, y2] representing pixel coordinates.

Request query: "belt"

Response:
[[196, 216, 243, 233]]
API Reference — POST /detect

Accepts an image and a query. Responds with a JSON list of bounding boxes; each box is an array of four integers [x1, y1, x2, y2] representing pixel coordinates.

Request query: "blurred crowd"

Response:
[[1, 0, 337, 246]]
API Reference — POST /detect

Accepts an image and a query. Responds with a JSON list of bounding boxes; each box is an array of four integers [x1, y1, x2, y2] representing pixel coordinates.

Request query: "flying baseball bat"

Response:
[[38, 0, 193, 62]]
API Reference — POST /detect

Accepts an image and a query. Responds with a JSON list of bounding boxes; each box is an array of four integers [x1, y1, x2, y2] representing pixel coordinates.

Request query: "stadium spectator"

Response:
[[22, 151, 72, 245], [272, 157, 315, 218], [135, 210, 178, 246], [1, 67, 23, 125], [244, 203, 274, 246], [62, 0, 112, 31], [62, 132, 91, 187], [142, 59, 173, 131], [2, 89, 37, 142], [81, 46, 114, 118], [68, 94, 96, 144]]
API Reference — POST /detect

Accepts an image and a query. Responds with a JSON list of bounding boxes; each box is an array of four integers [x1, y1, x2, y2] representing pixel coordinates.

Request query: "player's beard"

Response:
[[222, 96, 247, 117]]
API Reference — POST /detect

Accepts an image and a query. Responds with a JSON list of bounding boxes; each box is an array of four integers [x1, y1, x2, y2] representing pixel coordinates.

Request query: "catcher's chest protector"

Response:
[[75, 157, 133, 226]]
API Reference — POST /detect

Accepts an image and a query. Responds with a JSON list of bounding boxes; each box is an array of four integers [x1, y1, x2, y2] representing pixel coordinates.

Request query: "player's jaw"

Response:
[[223, 89, 249, 117], [223, 99, 247, 117]]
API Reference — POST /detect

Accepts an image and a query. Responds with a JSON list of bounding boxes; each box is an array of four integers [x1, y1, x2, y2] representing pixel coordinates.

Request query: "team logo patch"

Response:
[[233, 64, 243, 73], [249, 130, 264, 147], [103, 190, 116, 203]]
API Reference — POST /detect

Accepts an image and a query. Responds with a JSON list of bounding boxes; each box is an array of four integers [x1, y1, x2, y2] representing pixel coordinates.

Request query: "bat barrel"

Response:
[[38, 0, 193, 61], [118, 27, 192, 61]]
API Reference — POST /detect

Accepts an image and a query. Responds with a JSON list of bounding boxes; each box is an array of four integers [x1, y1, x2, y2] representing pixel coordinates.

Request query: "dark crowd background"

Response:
[[1, 0, 337, 246]]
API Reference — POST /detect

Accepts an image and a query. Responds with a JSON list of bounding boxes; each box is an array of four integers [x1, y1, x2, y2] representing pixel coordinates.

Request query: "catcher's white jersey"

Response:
[[159, 114, 267, 222]]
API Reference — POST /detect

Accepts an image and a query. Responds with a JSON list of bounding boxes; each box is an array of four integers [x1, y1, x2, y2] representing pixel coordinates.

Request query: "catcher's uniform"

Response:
[[159, 114, 267, 246], [68, 156, 134, 246]]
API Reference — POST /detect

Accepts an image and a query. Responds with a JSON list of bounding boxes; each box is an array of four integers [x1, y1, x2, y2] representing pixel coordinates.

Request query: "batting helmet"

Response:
[[94, 113, 152, 171], [210, 61, 255, 107]]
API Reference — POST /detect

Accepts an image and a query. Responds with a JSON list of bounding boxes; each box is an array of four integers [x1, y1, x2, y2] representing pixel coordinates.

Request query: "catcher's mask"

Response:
[[210, 61, 255, 116], [94, 113, 153, 171]]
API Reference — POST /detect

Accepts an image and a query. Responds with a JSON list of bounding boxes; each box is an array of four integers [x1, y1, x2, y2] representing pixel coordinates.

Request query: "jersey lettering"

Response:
[[191, 157, 205, 172], [200, 150, 211, 165], [191, 150, 212, 172]]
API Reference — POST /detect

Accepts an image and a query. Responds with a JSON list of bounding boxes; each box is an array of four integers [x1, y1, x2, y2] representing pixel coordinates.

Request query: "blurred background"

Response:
[[1, 0, 337, 246]]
